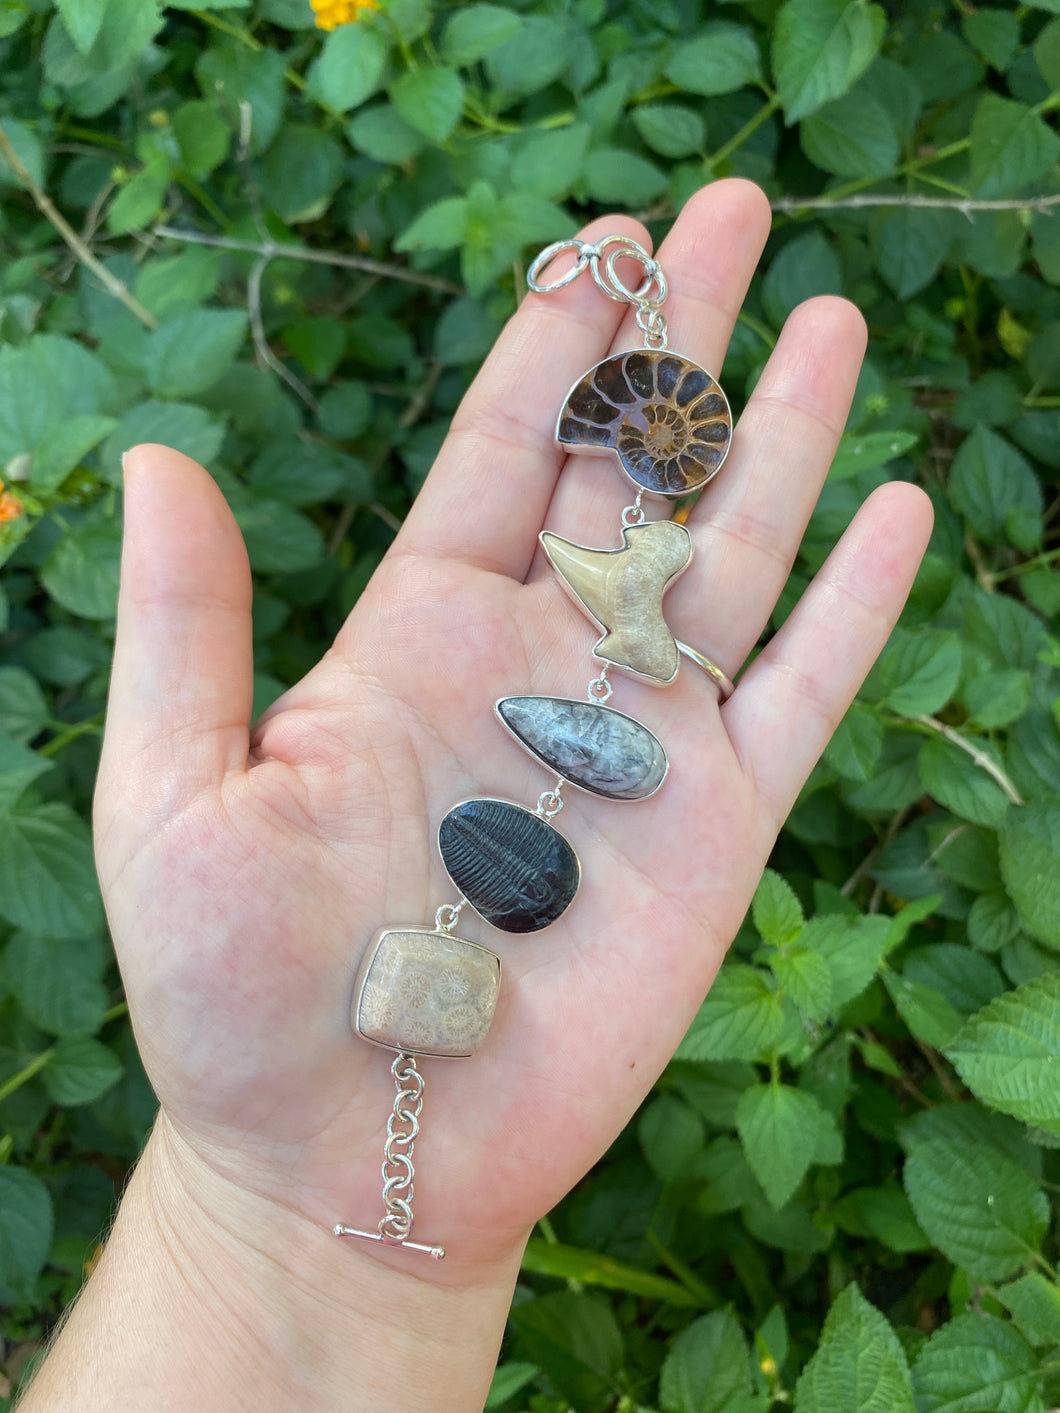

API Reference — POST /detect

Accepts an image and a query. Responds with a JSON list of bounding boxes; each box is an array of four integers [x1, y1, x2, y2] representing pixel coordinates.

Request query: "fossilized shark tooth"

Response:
[[540, 518, 692, 685]]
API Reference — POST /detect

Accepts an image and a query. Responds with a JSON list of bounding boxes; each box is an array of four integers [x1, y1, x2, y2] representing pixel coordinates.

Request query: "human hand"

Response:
[[77, 178, 931, 1406]]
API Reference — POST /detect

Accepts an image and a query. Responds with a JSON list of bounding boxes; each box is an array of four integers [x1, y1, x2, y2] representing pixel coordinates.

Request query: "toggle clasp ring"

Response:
[[528, 235, 665, 311]]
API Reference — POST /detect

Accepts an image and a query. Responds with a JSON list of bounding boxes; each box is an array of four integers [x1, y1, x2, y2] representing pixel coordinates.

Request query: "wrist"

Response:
[[22, 1113, 525, 1412]]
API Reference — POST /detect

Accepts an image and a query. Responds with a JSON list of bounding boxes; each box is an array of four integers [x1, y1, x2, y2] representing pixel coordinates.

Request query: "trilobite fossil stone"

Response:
[[496, 696, 668, 800], [438, 798, 580, 933]]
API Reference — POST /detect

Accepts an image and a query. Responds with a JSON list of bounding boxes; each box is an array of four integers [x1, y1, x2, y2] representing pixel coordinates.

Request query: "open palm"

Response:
[[93, 180, 932, 1278]]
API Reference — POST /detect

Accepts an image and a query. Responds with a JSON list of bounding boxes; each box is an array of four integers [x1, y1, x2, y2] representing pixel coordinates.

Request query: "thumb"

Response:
[[97, 443, 254, 818]]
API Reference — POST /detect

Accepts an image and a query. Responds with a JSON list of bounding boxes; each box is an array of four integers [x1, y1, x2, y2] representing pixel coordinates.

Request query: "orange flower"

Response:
[[0, 489, 23, 523], [310, 0, 379, 30]]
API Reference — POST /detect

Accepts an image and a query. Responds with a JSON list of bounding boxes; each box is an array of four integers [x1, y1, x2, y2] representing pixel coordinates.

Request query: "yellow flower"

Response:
[[310, 0, 379, 30]]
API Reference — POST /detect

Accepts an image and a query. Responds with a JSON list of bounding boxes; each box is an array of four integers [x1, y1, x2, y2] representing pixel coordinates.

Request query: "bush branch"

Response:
[[773, 191, 1060, 215], [154, 226, 462, 294], [0, 120, 158, 329], [912, 714, 1025, 805]]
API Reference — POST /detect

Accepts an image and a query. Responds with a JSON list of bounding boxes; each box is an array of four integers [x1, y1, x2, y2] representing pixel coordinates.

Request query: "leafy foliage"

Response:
[[0, 0, 1059, 1407]]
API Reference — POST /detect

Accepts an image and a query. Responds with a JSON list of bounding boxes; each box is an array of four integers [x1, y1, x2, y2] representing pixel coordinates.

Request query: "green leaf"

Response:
[[395, 196, 468, 253], [107, 151, 171, 235], [0, 734, 53, 810], [968, 891, 1024, 953], [0, 116, 44, 191], [917, 736, 1011, 828], [879, 628, 963, 716], [824, 703, 883, 780], [31, 414, 118, 495], [834, 1185, 930, 1253], [195, 44, 287, 153], [483, 13, 569, 98], [583, 147, 668, 205], [873, 206, 955, 300], [963, 669, 1031, 730], [521, 1239, 697, 1305], [676, 966, 785, 1062], [962, 8, 1020, 72], [804, 914, 891, 1009], [347, 103, 425, 163], [883, 971, 965, 1050], [0, 335, 115, 463], [509, 1292, 622, 1413], [234, 500, 324, 574], [261, 124, 344, 222], [828, 429, 918, 481], [737, 1083, 839, 1209], [389, 67, 465, 144], [762, 230, 842, 327], [249, 441, 371, 507], [44, 1035, 122, 1105], [511, 124, 590, 200], [485, 1363, 538, 1410], [752, 869, 804, 947], [56, 0, 106, 53], [996, 1272, 1060, 1347], [793, 1283, 914, 1413], [949, 426, 1042, 546], [143, 310, 248, 399], [40, 516, 121, 619], [773, 0, 886, 123], [800, 88, 898, 178], [665, 22, 762, 96], [999, 801, 1060, 951], [306, 22, 387, 113], [659, 1309, 756, 1413], [910, 1314, 1037, 1412], [0, 667, 48, 745], [638, 1093, 705, 1183], [441, 4, 522, 66], [101, 401, 225, 482], [902, 944, 1004, 1017], [631, 104, 705, 159], [947, 971, 1060, 1135], [0, 1167, 53, 1303], [5, 931, 107, 1036], [903, 1135, 1049, 1280], [1034, 16, 1060, 87], [970, 94, 1060, 197], [172, 99, 230, 177], [770, 946, 833, 1022], [0, 803, 103, 938]]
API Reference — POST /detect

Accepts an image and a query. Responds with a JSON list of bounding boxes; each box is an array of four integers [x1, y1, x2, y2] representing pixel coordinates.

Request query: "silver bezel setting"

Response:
[[494, 696, 670, 801]]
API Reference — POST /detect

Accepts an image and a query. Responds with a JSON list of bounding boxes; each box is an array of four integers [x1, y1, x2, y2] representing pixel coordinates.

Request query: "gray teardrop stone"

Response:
[[496, 696, 668, 801], [438, 798, 580, 933]]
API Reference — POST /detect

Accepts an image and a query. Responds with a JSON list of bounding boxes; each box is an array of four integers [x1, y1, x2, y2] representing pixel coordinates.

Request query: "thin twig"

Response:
[[0, 119, 158, 329], [326, 361, 445, 555], [913, 714, 1025, 805], [772, 191, 1060, 215], [154, 226, 462, 294], [247, 255, 318, 413]]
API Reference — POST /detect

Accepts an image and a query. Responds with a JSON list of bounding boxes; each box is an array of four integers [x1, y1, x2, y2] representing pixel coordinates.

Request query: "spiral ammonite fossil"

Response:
[[556, 349, 732, 496]]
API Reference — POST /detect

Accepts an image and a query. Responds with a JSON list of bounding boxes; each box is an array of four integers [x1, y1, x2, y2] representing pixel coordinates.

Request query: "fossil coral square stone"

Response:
[[353, 928, 501, 1058]]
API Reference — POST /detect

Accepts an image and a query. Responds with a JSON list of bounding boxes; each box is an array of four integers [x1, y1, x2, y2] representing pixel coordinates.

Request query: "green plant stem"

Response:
[[0, 1048, 53, 1106], [704, 93, 781, 172], [103, 1001, 129, 1024], [646, 1232, 720, 1308], [174, 172, 234, 234], [993, 544, 1060, 581], [39, 716, 105, 758], [736, 308, 777, 349]]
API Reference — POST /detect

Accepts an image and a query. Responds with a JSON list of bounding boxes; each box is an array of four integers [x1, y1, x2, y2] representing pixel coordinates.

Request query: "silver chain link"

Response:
[[378, 1052, 424, 1242], [535, 778, 565, 819]]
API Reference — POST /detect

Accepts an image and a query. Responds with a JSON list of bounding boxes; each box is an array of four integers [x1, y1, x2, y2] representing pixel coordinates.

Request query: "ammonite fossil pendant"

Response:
[[557, 348, 732, 497]]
